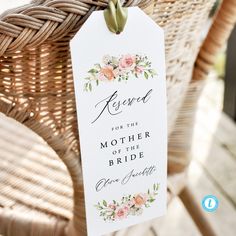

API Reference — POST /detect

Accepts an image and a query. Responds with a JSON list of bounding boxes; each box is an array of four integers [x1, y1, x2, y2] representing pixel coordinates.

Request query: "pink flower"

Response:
[[98, 72, 107, 81], [115, 206, 129, 220], [134, 193, 147, 207], [119, 55, 135, 69], [135, 66, 143, 74]]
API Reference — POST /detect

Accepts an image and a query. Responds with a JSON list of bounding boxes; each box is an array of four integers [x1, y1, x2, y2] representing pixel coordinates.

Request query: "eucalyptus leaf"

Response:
[[144, 71, 148, 79], [88, 69, 98, 73], [103, 200, 107, 207]]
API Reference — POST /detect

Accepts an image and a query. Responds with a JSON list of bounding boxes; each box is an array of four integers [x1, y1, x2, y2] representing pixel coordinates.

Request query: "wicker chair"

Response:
[[0, 0, 235, 235]]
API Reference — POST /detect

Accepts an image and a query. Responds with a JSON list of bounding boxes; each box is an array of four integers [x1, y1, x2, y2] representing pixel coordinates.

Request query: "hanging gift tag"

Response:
[[70, 7, 167, 236]]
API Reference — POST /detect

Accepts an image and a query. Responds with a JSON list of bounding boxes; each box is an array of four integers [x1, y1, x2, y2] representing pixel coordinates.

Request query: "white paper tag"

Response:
[[70, 7, 167, 236]]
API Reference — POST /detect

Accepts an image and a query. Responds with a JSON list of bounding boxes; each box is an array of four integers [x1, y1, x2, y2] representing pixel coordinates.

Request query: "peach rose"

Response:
[[100, 66, 115, 80], [134, 193, 147, 207], [119, 55, 135, 69]]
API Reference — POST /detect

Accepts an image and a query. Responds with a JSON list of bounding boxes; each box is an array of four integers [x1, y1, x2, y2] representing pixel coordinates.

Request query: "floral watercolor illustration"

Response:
[[83, 54, 157, 91], [94, 183, 159, 222]]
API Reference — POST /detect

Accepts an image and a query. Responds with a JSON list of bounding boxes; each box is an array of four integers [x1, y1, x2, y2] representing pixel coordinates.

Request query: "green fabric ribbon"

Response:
[[104, 0, 128, 34]]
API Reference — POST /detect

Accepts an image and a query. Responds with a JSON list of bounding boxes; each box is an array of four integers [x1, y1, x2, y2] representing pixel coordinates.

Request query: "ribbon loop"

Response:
[[104, 0, 128, 34]]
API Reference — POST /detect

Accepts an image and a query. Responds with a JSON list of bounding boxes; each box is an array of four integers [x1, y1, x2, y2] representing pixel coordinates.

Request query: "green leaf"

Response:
[[144, 71, 148, 79], [89, 83, 92, 91], [150, 69, 157, 76], [103, 200, 107, 207], [88, 68, 98, 74]]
